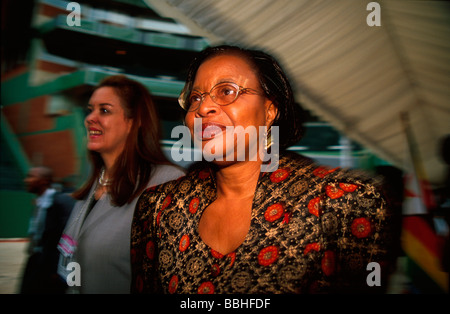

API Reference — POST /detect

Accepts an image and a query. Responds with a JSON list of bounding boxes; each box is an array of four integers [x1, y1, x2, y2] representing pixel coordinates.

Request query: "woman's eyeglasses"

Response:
[[178, 82, 260, 112]]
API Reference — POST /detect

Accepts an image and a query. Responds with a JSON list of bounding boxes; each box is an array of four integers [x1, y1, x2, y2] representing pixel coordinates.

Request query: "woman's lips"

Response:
[[88, 128, 103, 137], [200, 123, 225, 140]]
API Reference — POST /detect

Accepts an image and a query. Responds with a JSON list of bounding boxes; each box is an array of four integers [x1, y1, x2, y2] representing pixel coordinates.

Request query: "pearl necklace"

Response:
[[98, 168, 112, 186]]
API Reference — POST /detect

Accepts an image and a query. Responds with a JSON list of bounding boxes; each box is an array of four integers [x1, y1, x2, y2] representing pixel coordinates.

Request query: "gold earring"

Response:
[[265, 126, 273, 150]]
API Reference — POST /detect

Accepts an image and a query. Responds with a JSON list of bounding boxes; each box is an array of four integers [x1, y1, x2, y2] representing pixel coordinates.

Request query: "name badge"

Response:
[[57, 234, 78, 284], [58, 233, 77, 257]]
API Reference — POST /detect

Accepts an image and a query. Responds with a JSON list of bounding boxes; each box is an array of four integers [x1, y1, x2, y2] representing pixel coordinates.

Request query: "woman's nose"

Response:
[[196, 94, 219, 116], [85, 110, 97, 124]]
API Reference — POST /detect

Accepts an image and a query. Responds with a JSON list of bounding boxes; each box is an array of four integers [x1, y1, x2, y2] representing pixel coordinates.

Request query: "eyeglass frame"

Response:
[[178, 81, 261, 112]]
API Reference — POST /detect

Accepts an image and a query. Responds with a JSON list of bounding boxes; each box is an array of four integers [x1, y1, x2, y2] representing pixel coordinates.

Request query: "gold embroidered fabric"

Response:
[[131, 152, 393, 294]]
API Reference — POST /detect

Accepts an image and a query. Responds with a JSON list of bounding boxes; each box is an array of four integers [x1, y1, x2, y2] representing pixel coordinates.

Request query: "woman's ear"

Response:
[[265, 101, 278, 127]]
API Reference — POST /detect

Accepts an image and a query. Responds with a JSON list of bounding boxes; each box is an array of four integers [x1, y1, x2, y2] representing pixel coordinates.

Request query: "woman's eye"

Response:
[[218, 85, 236, 97], [189, 94, 201, 104]]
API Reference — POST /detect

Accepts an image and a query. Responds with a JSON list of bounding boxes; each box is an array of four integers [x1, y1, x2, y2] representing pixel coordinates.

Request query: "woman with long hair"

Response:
[[59, 75, 185, 293]]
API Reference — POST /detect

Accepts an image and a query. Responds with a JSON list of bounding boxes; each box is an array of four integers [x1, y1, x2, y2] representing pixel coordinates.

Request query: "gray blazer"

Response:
[[59, 164, 185, 294]]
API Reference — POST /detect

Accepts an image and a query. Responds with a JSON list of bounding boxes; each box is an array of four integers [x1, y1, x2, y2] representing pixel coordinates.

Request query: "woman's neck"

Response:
[[214, 160, 262, 200], [101, 154, 116, 178]]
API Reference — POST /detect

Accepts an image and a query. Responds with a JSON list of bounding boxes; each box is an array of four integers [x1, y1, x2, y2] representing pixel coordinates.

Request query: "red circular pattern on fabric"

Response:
[[168, 275, 178, 294], [308, 197, 322, 217], [313, 166, 338, 178], [161, 194, 172, 210], [189, 197, 200, 214], [211, 249, 224, 259], [264, 203, 284, 222], [326, 185, 344, 199], [304, 242, 321, 255], [179, 234, 190, 252], [198, 281, 214, 294], [351, 217, 372, 238], [258, 246, 279, 266], [270, 168, 290, 183], [339, 182, 358, 192]]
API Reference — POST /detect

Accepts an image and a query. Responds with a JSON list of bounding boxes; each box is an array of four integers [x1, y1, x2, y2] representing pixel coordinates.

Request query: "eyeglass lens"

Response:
[[187, 83, 239, 111]]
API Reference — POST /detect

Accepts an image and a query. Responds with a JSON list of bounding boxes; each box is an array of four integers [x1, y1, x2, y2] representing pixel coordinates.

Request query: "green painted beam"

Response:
[[1, 68, 185, 106], [39, 15, 209, 51], [0, 112, 31, 177], [0, 72, 34, 106]]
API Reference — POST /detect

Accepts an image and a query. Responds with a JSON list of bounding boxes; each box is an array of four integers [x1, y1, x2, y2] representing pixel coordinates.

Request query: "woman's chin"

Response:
[[87, 144, 102, 154]]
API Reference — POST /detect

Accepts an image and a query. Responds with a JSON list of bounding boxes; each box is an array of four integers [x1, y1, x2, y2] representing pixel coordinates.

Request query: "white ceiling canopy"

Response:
[[145, 0, 450, 185]]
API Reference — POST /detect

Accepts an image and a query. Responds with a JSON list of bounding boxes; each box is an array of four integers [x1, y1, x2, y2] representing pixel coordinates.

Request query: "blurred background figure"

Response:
[[20, 166, 74, 294]]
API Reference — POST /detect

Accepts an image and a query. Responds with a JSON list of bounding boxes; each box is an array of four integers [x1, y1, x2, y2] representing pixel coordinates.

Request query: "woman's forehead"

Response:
[[201, 53, 253, 71], [194, 54, 258, 87]]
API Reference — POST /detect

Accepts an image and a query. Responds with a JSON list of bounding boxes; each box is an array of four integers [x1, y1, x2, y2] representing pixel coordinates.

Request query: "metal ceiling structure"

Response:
[[144, 0, 450, 186]]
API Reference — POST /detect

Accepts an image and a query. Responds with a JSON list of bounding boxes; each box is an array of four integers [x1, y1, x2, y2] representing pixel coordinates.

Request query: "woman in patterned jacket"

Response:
[[131, 45, 394, 294]]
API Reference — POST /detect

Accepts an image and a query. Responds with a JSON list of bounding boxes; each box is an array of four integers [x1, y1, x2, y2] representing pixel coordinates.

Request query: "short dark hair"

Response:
[[182, 45, 305, 149], [34, 166, 53, 184]]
